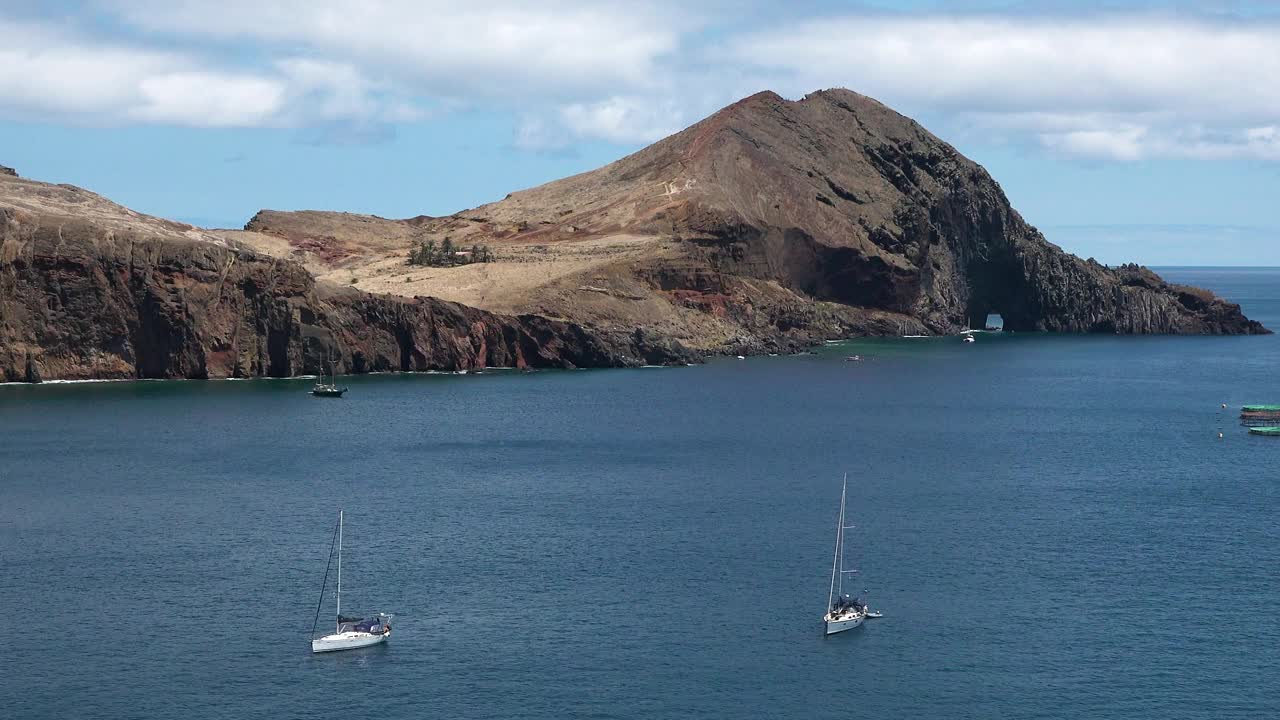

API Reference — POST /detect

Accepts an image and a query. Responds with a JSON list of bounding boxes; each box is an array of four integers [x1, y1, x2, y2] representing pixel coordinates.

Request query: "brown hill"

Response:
[[0, 173, 692, 382], [2, 89, 1266, 382], [238, 89, 1265, 352]]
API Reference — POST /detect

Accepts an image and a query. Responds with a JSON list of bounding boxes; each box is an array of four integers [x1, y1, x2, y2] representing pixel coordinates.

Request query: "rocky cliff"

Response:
[[0, 174, 692, 382], [236, 89, 1265, 352], [2, 88, 1266, 383]]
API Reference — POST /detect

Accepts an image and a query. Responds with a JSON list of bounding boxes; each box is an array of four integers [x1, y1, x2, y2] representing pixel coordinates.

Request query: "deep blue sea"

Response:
[[2, 268, 1278, 719]]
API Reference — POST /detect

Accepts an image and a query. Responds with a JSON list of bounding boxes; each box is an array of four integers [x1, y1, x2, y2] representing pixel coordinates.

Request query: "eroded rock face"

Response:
[[0, 203, 693, 382], [316, 89, 1261, 340], [1, 83, 1267, 384], [617, 89, 1266, 335]]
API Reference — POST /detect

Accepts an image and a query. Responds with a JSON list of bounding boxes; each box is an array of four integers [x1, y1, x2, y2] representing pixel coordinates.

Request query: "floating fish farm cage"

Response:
[[1240, 405, 1280, 428]]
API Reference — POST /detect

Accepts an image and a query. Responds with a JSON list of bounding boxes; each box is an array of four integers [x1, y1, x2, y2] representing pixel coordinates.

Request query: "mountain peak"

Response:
[[231, 88, 1266, 348]]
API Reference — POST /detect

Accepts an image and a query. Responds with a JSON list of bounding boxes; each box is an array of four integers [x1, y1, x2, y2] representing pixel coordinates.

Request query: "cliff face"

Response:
[[235, 89, 1264, 351], [470, 88, 1266, 335], [2, 88, 1266, 383], [0, 176, 692, 383]]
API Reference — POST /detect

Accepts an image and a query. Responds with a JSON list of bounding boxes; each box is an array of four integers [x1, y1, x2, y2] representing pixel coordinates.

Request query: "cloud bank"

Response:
[[2, 3, 1279, 160]]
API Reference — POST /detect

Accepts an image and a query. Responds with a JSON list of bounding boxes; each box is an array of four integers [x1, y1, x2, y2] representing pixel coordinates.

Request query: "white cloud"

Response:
[[99, 0, 684, 102], [718, 14, 1280, 161], [273, 58, 430, 125], [984, 114, 1280, 161], [5, 6, 1280, 160], [720, 15, 1280, 120], [0, 19, 283, 127], [130, 72, 286, 126], [514, 95, 692, 150], [1041, 127, 1148, 161], [559, 96, 687, 145], [0, 18, 422, 129]]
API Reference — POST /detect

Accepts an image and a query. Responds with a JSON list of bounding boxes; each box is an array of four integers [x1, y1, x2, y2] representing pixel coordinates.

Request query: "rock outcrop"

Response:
[[0, 174, 693, 382], [1, 88, 1266, 383], [238, 89, 1265, 348], [462, 89, 1269, 335]]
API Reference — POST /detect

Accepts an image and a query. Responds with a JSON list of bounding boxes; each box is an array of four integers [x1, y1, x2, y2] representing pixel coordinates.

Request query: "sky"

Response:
[[1, 0, 1277, 265]]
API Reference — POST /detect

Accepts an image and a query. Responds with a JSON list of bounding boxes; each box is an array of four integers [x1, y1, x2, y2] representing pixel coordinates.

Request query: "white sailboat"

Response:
[[311, 351, 348, 397], [311, 510, 393, 653], [823, 474, 868, 635]]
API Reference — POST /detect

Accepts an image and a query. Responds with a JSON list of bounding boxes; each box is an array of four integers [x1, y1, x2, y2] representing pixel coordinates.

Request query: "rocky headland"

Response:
[[1, 89, 1267, 383], [233, 89, 1266, 356], [0, 174, 692, 382]]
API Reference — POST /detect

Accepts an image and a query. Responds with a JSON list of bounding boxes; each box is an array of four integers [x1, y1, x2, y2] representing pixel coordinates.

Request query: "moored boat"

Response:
[[1248, 426, 1280, 436], [311, 352, 348, 397], [311, 614, 394, 652], [310, 510, 393, 653], [823, 474, 870, 636]]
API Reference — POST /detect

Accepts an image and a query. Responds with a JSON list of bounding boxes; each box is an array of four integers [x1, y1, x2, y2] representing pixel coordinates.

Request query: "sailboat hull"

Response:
[[824, 614, 865, 635], [311, 630, 389, 653]]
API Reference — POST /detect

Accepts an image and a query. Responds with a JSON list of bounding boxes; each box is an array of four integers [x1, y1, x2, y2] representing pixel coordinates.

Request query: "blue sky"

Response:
[[2, 1, 1277, 265]]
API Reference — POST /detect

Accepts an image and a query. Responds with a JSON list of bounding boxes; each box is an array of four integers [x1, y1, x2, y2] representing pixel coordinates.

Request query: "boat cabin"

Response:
[[336, 614, 391, 634]]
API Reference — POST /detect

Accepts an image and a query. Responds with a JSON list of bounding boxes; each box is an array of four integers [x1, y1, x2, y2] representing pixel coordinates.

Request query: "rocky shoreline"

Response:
[[231, 89, 1267, 355], [0, 184, 695, 384], [1, 89, 1268, 384]]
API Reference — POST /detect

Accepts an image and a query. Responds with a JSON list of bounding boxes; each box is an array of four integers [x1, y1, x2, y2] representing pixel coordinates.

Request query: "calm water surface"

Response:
[[2, 268, 1278, 719]]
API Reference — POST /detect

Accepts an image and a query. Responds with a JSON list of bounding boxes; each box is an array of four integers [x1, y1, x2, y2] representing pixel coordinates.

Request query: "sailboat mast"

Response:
[[828, 473, 847, 611], [836, 475, 847, 599], [336, 509, 343, 632]]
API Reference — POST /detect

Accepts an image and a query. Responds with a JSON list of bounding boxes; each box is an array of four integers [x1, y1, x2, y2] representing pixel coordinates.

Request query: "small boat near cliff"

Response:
[[311, 510, 393, 653], [311, 354, 348, 397], [823, 474, 869, 636]]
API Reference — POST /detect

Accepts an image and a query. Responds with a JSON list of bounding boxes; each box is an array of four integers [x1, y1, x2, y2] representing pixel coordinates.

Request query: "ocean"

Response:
[[2, 267, 1277, 719]]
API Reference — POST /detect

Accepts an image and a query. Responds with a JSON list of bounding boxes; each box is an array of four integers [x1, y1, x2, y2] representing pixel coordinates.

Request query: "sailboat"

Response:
[[311, 351, 348, 397], [823, 474, 868, 635], [311, 510, 393, 653]]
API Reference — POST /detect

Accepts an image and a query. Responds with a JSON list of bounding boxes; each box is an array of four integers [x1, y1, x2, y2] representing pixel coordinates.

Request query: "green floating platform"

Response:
[[1242, 405, 1280, 413], [1248, 426, 1280, 436]]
